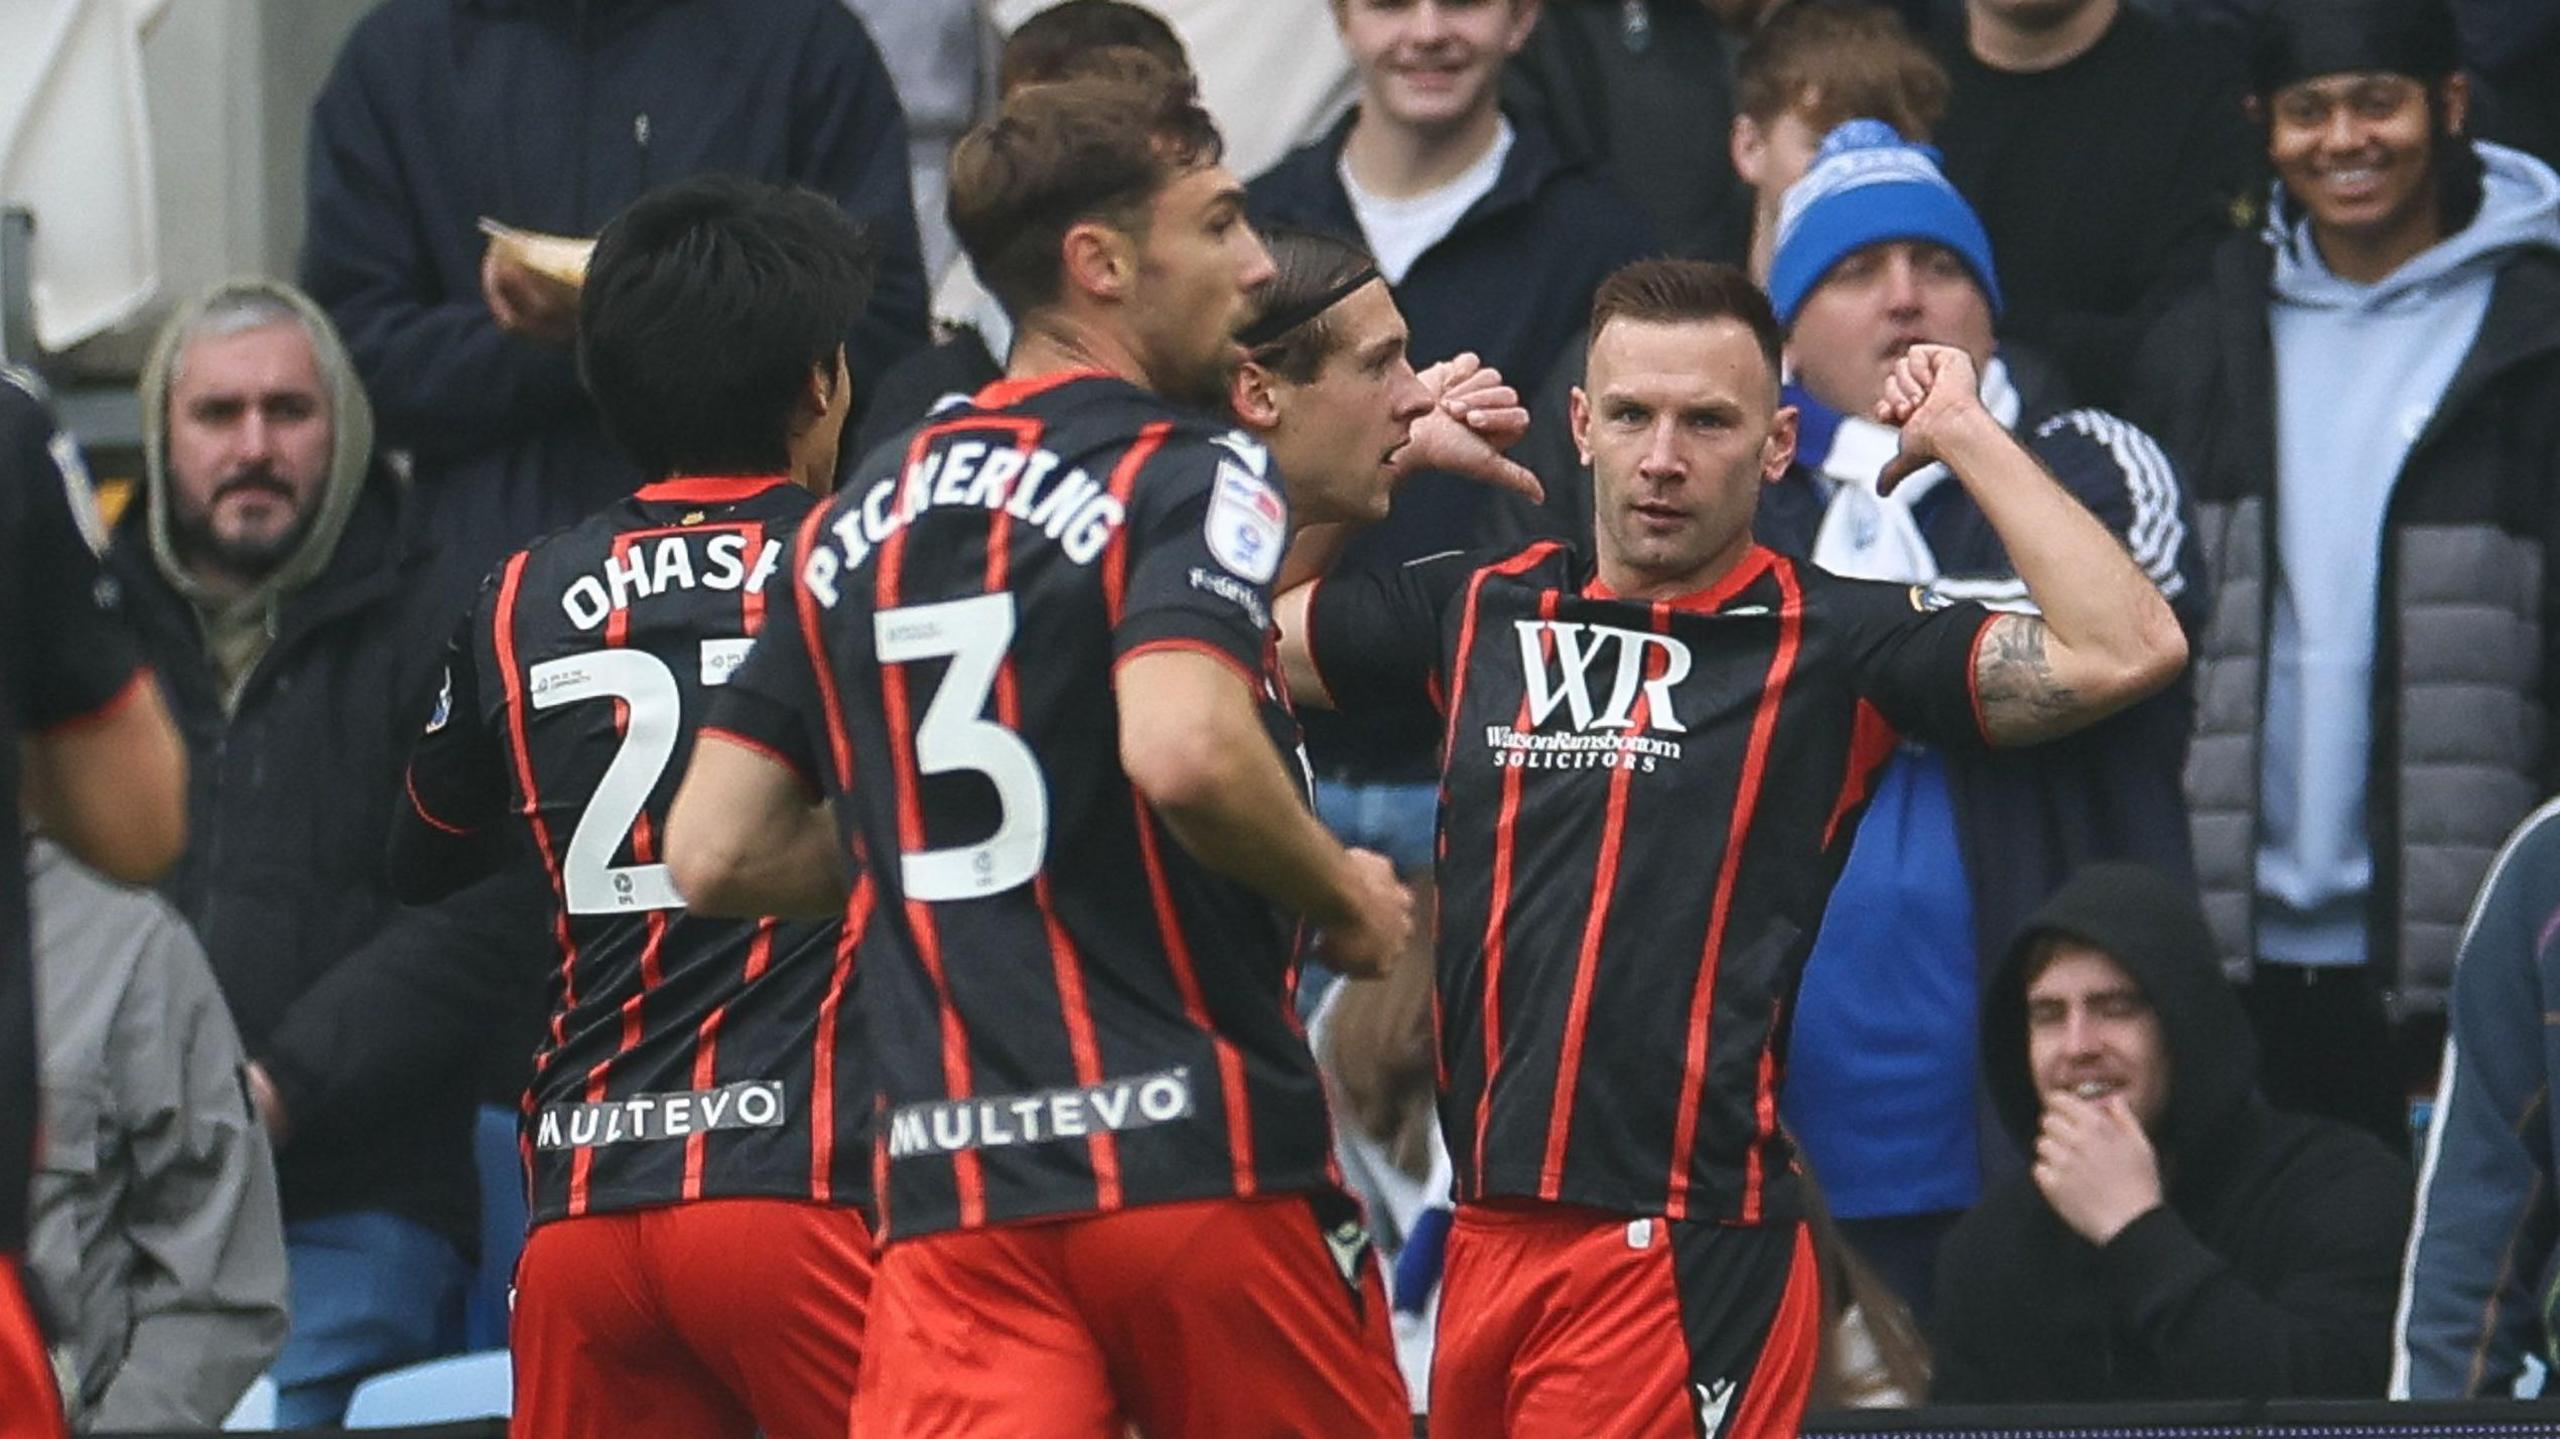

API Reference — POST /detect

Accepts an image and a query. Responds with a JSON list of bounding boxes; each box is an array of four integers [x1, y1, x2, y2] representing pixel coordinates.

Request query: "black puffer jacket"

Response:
[[1929, 864, 2411, 1402]]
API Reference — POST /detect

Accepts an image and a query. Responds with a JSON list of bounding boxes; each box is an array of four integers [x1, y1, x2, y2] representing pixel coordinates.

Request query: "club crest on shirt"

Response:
[[1205, 460, 1285, 585]]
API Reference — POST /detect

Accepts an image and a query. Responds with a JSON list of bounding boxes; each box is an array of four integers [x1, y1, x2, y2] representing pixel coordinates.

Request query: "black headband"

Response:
[[2251, 0, 2458, 94], [1238, 265, 1382, 352]]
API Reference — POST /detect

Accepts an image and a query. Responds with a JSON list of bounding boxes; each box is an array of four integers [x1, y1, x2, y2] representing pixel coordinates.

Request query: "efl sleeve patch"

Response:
[[1204, 460, 1287, 585]]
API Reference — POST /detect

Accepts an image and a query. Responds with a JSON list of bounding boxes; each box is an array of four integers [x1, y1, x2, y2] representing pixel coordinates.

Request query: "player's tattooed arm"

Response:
[[1880, 344, 2186, 744], [1973, 614, 2085, 746]]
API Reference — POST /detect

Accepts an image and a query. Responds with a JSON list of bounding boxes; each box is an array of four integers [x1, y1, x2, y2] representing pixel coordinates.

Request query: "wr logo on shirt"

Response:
[[1514, 621, 1692, 733]]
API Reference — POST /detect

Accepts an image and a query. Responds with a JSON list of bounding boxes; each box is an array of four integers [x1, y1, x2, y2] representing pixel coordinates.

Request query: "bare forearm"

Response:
[[1273, 586, 1333, 712], [703, 808, 846, 920], [1941, 412, 2186, 739], [24, 681, 187, 883], [1154, 740, 1361, 929], [1941, 412, 2170, 659], [667, 741, 848, 919], [1118, 652, 1358, 927]]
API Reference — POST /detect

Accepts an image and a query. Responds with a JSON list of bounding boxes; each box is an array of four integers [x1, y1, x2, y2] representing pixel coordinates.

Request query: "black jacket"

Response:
[[1922, 0, 2255, 409], [1248, 110, 1654, 780], [1929, 865, 2412, 1402], [1500, 0, 1750, 262], [110, 472, 548, 1250], [2125, 232, 2560, 1019], [302, 0, 927, 604]]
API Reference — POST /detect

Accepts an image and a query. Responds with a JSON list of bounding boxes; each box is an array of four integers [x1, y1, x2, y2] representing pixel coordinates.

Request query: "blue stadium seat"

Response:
[[468, 1103, 528, 1349], [342, 1350, 513, 1427], [220, 1372, 277, 1430]]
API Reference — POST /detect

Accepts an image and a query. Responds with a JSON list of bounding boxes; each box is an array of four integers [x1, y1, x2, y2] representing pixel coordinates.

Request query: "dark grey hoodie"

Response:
[[1930, 863, 2412, 1402]]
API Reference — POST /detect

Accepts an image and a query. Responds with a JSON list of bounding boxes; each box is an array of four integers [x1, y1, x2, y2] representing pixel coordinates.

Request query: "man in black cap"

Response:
[[2127, 0, 2560, 1154], [1929, 864, 2411, 1402]]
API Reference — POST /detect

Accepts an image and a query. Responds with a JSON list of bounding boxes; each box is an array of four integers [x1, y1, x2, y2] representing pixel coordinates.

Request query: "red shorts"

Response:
[[1429, 1202, 1818, 1439], [851, 1193, 1408, 1439], [511, 1198, 874, 1439], [0, 1260, 63, 1439]]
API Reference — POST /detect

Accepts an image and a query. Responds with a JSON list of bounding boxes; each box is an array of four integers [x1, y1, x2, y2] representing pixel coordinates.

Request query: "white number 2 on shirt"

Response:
[[874, 593, 1050, 901], [530, 639, 753, 915]]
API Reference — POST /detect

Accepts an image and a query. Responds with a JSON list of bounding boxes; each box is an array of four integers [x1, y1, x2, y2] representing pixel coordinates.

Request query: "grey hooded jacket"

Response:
[[25, 841, 288, 1430]]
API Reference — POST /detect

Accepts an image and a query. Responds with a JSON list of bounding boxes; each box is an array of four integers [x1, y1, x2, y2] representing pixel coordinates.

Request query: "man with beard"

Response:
[[1929, 864, 2409, 1401], [109, 280, 546, 1425], [667, 61, 1414, 1437]]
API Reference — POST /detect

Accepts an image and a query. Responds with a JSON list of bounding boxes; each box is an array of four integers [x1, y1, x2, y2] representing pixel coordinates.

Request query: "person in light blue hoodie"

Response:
[[2127, 0, 2560, 1157]]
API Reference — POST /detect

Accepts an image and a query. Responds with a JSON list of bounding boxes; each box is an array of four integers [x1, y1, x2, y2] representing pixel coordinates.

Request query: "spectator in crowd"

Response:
[[1502, 0, 1769, 261], [982, 0, 1358, 185], [1760, 121, 2202, 1319], [1250, 0, 1651, 897], [1921, 0, 2255, 408], [1732, 5, 1950, 283], [113, 279, 547, 1426], [2148, 0, 2559, 172], [850, 0, 987, 283], [2393, 802, 2560, 1398], [2126, 0, 2560, 1154], [25, 840, 286, 1432], [301, 0, 929, 605], [2455, 0, 2559, 171], [856, 0, 1198, 465], [1931, 863, 2412, 1402], [0, 371, 188, 1439], [1517, 1, 1948, 544]]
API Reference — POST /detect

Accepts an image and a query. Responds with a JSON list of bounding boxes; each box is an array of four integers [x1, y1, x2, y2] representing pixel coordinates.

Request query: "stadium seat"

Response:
[[467, 1103, 527, 1349], [220, 1372, 277, 1430], [342, 1350, 513, 1427]]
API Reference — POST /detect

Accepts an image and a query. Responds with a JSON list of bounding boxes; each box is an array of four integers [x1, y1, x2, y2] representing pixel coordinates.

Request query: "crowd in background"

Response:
[[12, 0, 2560, 1426]]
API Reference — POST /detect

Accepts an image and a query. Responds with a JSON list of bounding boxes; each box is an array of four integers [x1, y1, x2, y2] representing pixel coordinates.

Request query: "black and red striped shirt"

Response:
[[710, 371, 1336, 1242], [0, 374, 147, 1251], [1307, 542, 1994, 1224], [398, 475, 869, 1225]]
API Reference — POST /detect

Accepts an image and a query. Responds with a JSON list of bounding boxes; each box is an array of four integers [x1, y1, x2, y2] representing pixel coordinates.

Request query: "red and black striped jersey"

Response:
[[709, 371, 1336, 1242], [0, 375, 147, 1251], [401, 475, 869, 1226], [1307, 542, 1995, 1224]]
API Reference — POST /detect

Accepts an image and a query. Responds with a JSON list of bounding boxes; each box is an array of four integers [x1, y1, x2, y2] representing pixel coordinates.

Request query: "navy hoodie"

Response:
[[302, 0, 926, 603]]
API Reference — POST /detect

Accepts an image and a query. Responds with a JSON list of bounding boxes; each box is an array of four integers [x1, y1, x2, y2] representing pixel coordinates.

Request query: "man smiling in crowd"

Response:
[[1930, 864, 2412, 1402], [2129, 0, 2560, 1153]]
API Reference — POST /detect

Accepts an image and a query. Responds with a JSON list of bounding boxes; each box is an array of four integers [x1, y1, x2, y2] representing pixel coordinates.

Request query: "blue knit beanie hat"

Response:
[[1768, 119, 2002, 327]]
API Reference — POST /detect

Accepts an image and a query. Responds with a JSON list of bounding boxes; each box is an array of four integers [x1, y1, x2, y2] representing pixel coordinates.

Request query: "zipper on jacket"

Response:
[[635, 112, 651, 189]]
